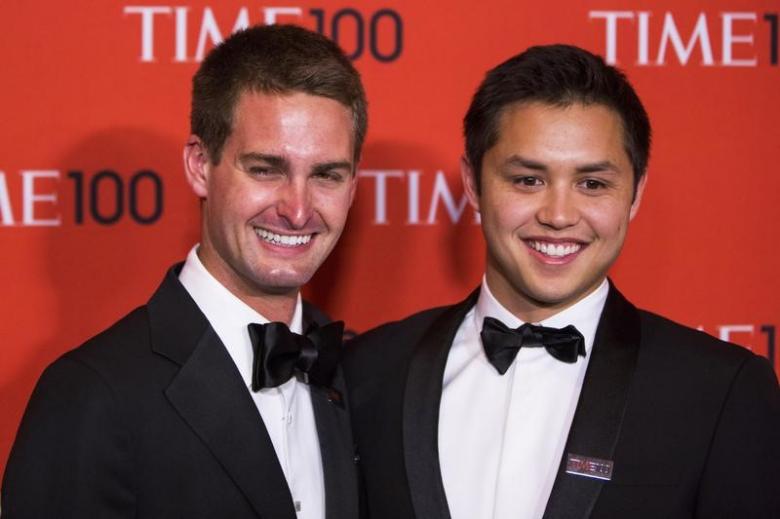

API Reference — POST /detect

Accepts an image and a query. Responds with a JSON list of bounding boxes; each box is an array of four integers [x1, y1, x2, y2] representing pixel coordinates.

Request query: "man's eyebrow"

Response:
[[238, 152, 288, 169], [504, 155, 621, 174], [504, 155, 547, 171], [312, 161, 353, 176], [575, 161, 620, 174]]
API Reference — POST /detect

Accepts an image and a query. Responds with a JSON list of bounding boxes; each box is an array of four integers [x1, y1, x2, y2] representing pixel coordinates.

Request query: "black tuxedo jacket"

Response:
[[344, 284, 780, 519], [2, 265, 359, 518]]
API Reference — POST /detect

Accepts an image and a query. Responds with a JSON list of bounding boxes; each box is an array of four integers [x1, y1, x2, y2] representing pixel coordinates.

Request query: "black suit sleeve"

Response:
[[2, 356, 135, 517], [695, 355, 780, 518]]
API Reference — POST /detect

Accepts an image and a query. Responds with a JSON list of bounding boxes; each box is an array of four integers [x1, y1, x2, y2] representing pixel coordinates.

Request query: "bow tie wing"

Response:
[[304, 321, 344, 387], [248, 322, 303, 391], [536, 324, 586, 363], [481, 317, 526, 375]]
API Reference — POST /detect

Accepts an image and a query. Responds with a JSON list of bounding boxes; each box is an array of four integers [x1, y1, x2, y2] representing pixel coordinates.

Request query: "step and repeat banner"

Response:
[[1, 0, 778, 473]]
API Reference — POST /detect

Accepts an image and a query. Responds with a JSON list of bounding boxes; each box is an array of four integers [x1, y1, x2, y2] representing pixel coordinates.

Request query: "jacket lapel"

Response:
[[149, 266, 296, 519], [303, 303, 359, 519], [403, 291, 479, 519], [311, 378, 358, 519], [542, 283, 641, 519]]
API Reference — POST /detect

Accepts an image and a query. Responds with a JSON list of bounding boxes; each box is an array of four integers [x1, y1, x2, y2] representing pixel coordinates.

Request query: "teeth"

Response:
[[255, 228, 313, 247], [530, 241, 581, 257]]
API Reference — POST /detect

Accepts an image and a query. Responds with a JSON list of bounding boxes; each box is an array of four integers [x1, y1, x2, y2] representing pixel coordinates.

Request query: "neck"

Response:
[[500, 296, 566, 324], [196, 247, 299, 325], [484, 271, 604, 324], [238, 290, 298, 324]]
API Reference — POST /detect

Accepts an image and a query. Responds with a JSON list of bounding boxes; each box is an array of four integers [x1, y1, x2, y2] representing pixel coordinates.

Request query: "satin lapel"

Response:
[[542, 284, 641, 519], [148, 266, 296, 519], [165, 327, 296, 519], [311, 373, 358, 519], [403, 290, 479, 519]]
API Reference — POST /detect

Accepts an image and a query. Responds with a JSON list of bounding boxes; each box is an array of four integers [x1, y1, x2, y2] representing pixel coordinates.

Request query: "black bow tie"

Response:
[[247, 320, 344, 391], [480, 316, 586, 375]]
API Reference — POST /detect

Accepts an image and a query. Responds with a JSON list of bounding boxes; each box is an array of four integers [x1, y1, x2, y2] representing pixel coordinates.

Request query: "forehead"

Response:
[[491, 101, 629, 165], [227, 90, 355, 155]]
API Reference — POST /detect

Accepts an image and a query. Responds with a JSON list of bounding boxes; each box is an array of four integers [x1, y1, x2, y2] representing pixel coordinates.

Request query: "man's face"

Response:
[[463, 102, 645, 321], [186, 91, 357, 298]]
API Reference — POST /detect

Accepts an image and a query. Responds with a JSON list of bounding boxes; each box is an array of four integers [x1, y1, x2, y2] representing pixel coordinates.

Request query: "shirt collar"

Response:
[[474, 277, 609, 355], [178, 245, 303, 386]]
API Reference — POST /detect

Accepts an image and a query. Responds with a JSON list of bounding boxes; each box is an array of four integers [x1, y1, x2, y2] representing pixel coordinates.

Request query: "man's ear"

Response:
[[461, 155, 480, 212], [629, 173, 648, 221], [183, 136, 210, 198]]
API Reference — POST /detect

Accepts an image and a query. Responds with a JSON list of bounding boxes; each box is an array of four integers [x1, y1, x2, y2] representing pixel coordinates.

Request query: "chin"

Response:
[[239, 267, 309, 294], [516, 280, 580, 307]]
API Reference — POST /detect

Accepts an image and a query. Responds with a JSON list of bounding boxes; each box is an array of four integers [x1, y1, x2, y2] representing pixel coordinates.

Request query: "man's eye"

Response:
[[514, 176, 542, 187], [315, 171, 344, 182], [581, 179, 607, 190], [249, 166, 280, 177]]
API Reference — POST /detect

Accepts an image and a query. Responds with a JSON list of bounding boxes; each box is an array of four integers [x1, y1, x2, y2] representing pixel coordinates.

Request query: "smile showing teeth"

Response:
[[529, 240, 582, 258], [255, 228, 313, 247]]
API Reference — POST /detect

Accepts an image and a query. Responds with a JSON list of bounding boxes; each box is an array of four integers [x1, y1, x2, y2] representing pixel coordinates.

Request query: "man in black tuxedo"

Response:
[[345, 45, 780, 518], [2, 25, 366, 518]]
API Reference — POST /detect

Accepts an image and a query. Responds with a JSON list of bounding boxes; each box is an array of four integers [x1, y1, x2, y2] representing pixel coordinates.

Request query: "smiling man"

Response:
[[3, 25, 365, 518], [345, 45, 779, 519]]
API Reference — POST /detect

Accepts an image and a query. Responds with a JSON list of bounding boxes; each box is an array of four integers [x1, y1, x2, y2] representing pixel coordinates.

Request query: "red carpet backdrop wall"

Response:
[[1, 0, 778, 474]]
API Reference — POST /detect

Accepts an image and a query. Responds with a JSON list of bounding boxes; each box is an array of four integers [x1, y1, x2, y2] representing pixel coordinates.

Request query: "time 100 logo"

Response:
[[0, 169, 163, 227], [124, 6, 404, 63]]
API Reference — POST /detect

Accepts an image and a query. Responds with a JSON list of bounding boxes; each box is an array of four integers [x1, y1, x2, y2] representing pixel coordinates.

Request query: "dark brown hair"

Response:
[[191, 24, 367, 165]]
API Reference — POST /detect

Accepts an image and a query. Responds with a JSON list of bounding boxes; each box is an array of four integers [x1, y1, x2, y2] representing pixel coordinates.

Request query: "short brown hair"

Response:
[[191, 24, 368, 165]]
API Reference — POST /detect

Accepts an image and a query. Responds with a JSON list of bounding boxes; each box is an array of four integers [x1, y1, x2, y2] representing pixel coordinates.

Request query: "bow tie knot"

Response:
[[480, 316, 586, 375], [248, 320, 344, 391]]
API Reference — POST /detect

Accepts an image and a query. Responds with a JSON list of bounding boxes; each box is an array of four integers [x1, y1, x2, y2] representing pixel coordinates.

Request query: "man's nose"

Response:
[[277, 177, 313, 229], [536, 186, 580, 229]]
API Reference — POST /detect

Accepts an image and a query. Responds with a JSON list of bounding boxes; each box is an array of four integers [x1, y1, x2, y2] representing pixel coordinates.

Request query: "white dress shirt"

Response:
[[179, 246, 325, 519], [439, 277, 609, 519]]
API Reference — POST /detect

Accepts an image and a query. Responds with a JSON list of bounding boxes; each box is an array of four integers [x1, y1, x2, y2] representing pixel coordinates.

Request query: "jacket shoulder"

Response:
[[63, 305, 152, 367], [638, 309, 759, 367], [634, 308, 779, 399], [348, 305, 451, 351], [342, 304, 453, 381], [44, 304, 167, 397]]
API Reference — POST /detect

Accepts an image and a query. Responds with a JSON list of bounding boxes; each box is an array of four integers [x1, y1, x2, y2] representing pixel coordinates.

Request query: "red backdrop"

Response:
[[2, 0, 778, 474]]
